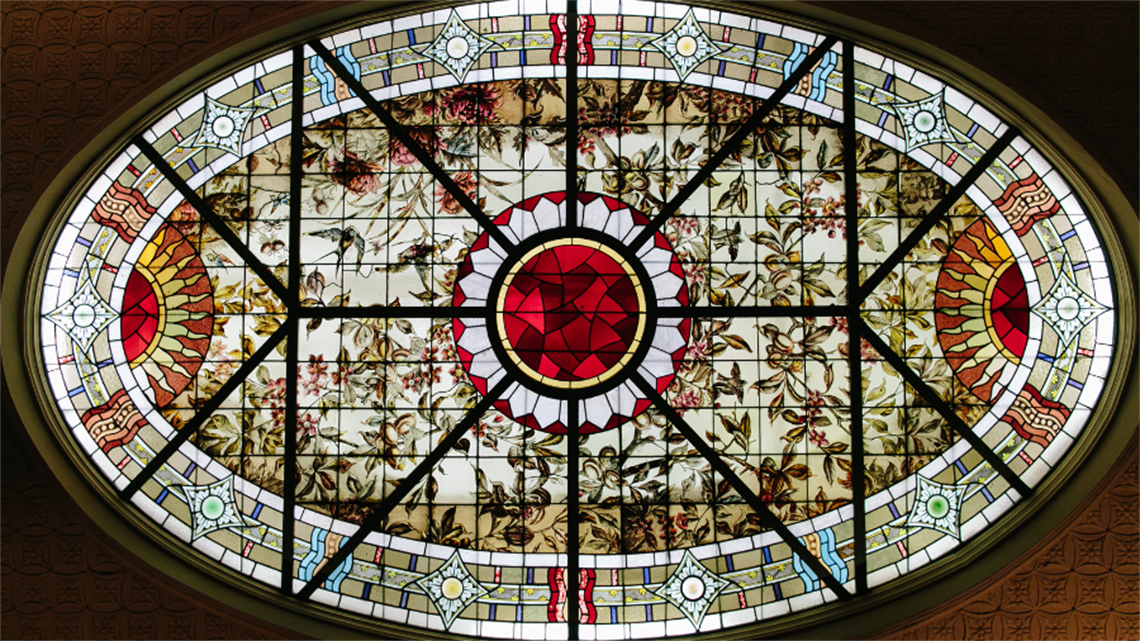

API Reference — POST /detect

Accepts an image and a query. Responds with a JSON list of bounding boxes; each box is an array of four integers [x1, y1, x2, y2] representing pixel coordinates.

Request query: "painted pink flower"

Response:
[[441, 84, 502, 124]]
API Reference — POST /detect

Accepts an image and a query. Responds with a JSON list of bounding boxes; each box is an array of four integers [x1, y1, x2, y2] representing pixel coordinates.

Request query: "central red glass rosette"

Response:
[[500, 240, 644, 386]]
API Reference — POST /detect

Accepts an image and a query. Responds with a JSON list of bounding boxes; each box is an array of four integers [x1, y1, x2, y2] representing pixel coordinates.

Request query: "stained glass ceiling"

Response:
[[30, 1, 1122, 638]]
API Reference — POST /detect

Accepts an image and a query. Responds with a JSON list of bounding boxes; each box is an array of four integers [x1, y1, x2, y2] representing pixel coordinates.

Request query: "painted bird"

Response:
[[307, 225, 366, 275]]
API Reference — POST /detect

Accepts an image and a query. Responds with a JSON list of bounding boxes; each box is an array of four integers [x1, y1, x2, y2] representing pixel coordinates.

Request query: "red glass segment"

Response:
[[502, 244, 640, 382], [991, 263, 1029, 358], [121, 267, 160, 362]]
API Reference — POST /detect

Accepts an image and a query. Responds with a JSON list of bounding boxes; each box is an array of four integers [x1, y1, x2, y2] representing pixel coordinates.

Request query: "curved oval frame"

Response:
[[3, 1, 1135, 639]]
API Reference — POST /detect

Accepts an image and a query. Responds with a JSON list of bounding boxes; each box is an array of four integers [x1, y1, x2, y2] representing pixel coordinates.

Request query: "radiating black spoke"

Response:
[[857, 321, 1032, 498], [120, 324, 288, 500], [565, 3, 581, 635], [133, 136, 290, 303], [842, 39, 868, 595], [298, 304, 491, 319], [630, 36, 840, 250], [296, 377, 512, 600], [856, 127, 1019, 300], [308, 40, 515, 251], [630, 373, 853, 600], [281, 44, 305, 594], [655, 304, 848, 318]]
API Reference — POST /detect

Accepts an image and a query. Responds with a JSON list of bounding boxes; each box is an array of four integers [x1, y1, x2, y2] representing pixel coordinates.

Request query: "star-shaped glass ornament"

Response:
[[1033, 262, 1108, 348], [905, 476, 968, 538], [421, 11, 496, 82], [890, 91, 959, 152], [45, 277, 118, 354], [191, 96, 257, 157], [647, 9, 726, 80], [180, 476, 246, 541], [414, 552, 488, 629], [653, 550, 730, 629]]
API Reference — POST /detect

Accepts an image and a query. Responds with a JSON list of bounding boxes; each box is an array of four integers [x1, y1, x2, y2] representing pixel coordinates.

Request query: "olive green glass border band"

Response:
[[2, 1, 1136, 640]]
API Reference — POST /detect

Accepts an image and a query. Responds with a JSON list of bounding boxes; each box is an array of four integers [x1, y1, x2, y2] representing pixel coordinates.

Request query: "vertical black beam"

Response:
[[842, 40, 867, 594], [281, 43, 304, 593], [564, 7, 580, 636]]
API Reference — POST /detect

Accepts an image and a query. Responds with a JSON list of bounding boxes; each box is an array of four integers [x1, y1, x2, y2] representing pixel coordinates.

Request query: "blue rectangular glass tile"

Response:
[[96, 359, 113, 368], [981, 487, 995, 502], [254, 78, 265, 94], [725, 555, 734, 572], [408, 555, 417, 571], [718, 60, 726, 76], [63, 269, 80, 279], [955, 460, 969, 475], [756, 33, 765, 49], [527, 567, 534, 584], [646, 17, 653, 31], [883, 75, 893, 90], [362, 583, 372, 600], [1038, 353, 1056, 363], [887, 501, 900, 519], [252, 503, 263, 520], [516, 605, 523, 622], [68, 386, 84, 397], [1068, 378, 1084, 390], [491, 52, 498, 66], [521, 48, 527, 65], [399, 591, 409, 608], [773, 582, 783, 600], [645, 605, 652, 621], [156, 488, 170, 504], [611, 49, 617, 65], [1061, 229, 1077, 240], [184, 461, 196, 476], [967, 123, 979, 138], [1073, 262, 1089, 271], [489, 603, 497, 619], [76, 237, 92, 247], [762, 547, 772, 564], [610, 606, 617, 621], [525, 15, 531, 30], [877, 110, 889, 128], [643, 567, 650, 584], [186, 158, 200, 174], [407, 29, 416, 45]]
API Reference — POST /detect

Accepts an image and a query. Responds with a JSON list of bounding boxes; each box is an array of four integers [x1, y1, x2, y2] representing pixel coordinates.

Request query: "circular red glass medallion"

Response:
[[498, 239, 645, 388]]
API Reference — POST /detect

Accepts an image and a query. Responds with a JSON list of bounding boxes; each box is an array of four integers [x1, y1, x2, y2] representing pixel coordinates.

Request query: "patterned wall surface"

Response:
[[2, 2, 1136, 639]]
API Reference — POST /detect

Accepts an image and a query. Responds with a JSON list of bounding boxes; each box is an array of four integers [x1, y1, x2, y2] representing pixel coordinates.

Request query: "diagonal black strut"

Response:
[[132, 136, 290, 303], [308, 40, 515, 251], [296, 377, 512, 600], [631, 373, 853, 600], [856, 127, 1019, 300], [857, 323, 1032, 498], [121, 324, 288, 500], [630, 36, 840, 250]]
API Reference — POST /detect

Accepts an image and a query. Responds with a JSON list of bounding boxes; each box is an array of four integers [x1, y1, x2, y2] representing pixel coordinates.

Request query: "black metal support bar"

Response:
[[842, 39, 868, 595], [631, 373, 853, 600], [281, 44, 305, 594], [630, 36, 840, 249], [655, 305, 848, 318], [296, 377, 512, 600], [856, 127, 1019, 300], [308, 40, 515, 251], [298, 305, 491, 319], [564, 4, 580, 635], [132, 136, 290, 303], [120, 324, 288, 500], [857, 320, 1033, 498]]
